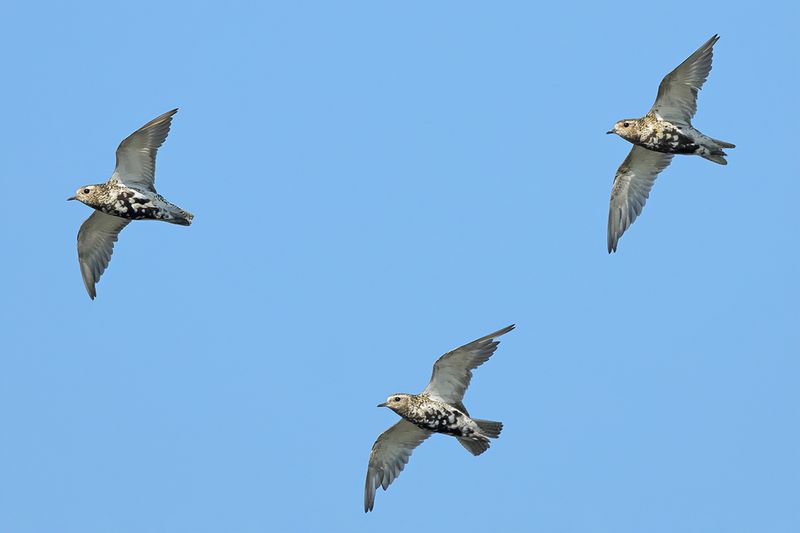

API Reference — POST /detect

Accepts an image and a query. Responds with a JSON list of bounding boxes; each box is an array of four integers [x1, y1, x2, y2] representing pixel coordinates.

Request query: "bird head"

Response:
[[378, 394, 413, 416], [68, 185, 101, 206], [607, 119, 638, 141]]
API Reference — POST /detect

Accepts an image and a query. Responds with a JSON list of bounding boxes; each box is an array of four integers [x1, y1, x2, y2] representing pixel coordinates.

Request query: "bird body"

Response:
[[74, 182, 192, 225], [365, 325, 514, 512], [610, 112, 734, 164], [381, 392, 498, 445], [606, 35, 734, 253], [68, 109, 193, 299]]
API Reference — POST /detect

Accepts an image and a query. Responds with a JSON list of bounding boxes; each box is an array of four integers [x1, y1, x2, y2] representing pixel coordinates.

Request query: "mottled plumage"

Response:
[[68, 109, 193, 299], [606, 35, 734, 253], [364, 325, 514, 512]]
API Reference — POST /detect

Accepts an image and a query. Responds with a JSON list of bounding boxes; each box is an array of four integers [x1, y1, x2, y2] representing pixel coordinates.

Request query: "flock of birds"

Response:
[[66, 35, 733, 511]]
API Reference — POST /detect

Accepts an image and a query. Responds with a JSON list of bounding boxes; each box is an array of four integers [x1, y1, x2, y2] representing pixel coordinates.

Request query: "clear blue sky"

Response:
[[0, 1, 797, 532]]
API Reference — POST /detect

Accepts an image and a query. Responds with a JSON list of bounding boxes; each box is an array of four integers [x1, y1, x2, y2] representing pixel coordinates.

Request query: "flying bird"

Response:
[[364, 325, 514, 512], [606, 34, 734, 253], [68, 109, 193, 299]]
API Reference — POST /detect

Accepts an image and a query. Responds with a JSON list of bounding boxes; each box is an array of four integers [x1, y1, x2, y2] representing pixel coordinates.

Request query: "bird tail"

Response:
[[457, 419, 502, 455], [700, 138, 734, 165], [474, 419, 503, 439], [701, 153, 728, 165], [710, 137, 736, 149], [457, 435, 491, 456], [167, 208, 194, 226]]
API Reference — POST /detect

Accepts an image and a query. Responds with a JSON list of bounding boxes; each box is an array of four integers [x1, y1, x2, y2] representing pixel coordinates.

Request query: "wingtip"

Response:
[[83, 275, 97, 300], [608, 227, 619, 253], [364, 488, 375, 513], [364, 474, 375, 513], [81, 265, 97, 299], [488, 324, 515, 339], [153, 108, 179, 122]]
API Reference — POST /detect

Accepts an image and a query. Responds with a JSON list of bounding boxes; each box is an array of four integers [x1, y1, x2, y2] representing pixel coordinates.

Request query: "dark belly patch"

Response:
[[640, 128, 698, 155], [414, 407, 467, 436], [102, 192, 165, 220]]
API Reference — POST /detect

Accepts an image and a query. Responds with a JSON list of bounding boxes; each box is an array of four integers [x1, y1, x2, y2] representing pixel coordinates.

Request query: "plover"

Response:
[[68, 109, 193, 299], [606, 35, 734, 253], [364, 325, 514, 512]]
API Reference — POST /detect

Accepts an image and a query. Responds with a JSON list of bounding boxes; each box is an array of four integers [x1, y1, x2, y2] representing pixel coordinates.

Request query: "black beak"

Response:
[[67, 196, 76, 201], [606, 130, 615, 135], [377, 402, 387, 408]]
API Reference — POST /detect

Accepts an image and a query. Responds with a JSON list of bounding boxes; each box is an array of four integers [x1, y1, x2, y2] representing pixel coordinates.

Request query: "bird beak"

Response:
[[606, 130, 615, 135], [67, 196, 76, 201], [376, 402, 387, 408]]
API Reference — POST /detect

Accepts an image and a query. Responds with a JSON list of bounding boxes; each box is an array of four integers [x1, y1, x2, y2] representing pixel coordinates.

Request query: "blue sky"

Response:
[[0, 1, 798, 532]]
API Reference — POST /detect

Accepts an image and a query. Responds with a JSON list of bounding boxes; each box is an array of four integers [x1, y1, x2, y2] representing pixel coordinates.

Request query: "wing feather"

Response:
[[607, 146, 673, 253], [364, 420, 431, 512], [422, 325, 515, 404], [110, 109, 177, 191], [650, 35, 719, 124], [76, 211, 130, 299]]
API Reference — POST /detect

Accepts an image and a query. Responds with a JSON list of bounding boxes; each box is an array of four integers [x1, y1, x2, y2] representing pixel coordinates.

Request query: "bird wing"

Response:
[[364, 419, 432, 512], [607, 145, 673, 253], [421, 325, 515, 405], [649, 35, 719, 124], [109, 109, 178, 192], [77, 211, 130, 299]]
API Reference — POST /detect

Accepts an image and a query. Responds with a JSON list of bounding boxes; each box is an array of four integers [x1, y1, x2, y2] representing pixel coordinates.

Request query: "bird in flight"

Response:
[[364, 325, 514, 512], [606, 35, 734, 253], [68, 109, 193, 299]]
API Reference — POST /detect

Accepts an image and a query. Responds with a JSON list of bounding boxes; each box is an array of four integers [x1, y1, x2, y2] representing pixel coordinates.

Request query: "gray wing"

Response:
[[77, 211, 130, 299], [422, 325, 515, 405], [364, 420, 432, 512], [607, 146, 674, 253], [109, 109, 178, 192], [649, 35, 718, 124]]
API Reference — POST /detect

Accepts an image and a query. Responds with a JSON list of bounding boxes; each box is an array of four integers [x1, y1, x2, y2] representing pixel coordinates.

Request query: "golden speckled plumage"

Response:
[[606, 35, 735, 253], [365, 326, 514, 512], [68, 109, 193, 299]]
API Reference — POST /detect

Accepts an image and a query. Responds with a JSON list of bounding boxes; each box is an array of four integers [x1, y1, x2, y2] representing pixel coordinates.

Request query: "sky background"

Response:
[[0, 1, 798, 532]]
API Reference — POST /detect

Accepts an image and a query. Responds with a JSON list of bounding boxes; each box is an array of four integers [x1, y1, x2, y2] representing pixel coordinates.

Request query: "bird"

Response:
[[364, 324, 514, 512], [606, 34, 734, 253], [67, 109, 193, 299]]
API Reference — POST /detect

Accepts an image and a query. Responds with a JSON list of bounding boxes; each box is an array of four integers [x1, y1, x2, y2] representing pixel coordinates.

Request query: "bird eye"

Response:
[[83, 188, 90, 194], [623, 122, 629, 128], [393, 397, 400, 402]]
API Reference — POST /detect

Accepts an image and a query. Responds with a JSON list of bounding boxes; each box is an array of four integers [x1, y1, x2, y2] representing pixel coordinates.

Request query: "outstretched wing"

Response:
[[110, 109, 178, 191], [649, 35, 719, 124], [422, 325, 515, 405], [77, 211, 130, 299], [364, 420, 432, 512], [607, 146, 673, 253]]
